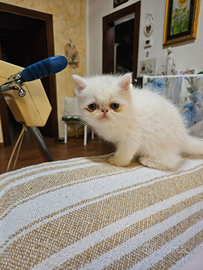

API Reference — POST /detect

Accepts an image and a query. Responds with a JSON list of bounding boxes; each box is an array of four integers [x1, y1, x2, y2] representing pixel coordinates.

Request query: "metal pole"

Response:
[[27, 126, 54, 162]]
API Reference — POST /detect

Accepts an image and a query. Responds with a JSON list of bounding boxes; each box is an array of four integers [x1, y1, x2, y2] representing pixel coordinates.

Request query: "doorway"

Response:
[[114, 14, 135, 74], [0, 3, 58, 146], [103, 1, 141, 84]]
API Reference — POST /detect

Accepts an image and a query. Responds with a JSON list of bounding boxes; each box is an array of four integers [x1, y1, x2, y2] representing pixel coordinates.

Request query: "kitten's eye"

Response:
[[88, 103, 97, 111], [110, 103, 120, 110]]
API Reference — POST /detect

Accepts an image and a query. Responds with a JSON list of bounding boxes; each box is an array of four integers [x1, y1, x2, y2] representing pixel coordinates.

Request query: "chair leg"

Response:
[[64, 123, 67, 143], [91, 128, 94, 139], [84, 124, 87, 145]]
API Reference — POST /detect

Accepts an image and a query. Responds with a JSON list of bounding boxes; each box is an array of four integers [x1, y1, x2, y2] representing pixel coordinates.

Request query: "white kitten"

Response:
[[72, 73, 203, 170]]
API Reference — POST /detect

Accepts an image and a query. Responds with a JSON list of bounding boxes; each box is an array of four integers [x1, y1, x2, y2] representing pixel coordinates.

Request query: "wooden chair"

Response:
[[62, 115, 94, 145]]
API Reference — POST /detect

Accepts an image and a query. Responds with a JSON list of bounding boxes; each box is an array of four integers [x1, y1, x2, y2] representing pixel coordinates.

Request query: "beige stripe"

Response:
[[148, 230, 203, 270], [53, 194, 203, 270], [0, 159, 88, 188], [1, 166, 144, 248], [102, 211, 203, 270], [1, 167, 202, 269], [1, 161, 141, 216], [1, 165, 202, 248], [0, 153, 117, 189], [1, 160, 201, 220], [0, 154, 116, 189]]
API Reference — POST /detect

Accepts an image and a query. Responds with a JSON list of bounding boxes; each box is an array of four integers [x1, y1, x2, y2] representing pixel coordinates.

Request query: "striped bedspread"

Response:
[[1, 154, 203, 269]]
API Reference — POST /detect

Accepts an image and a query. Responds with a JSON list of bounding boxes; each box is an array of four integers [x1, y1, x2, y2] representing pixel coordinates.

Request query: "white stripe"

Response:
[[130, 220, 203, 270], [0, 165, 141, 220], [0, 153, 112, 185], [31, 188, 203, 270], [169, 243, 203, 270], [1, 163, 200, 247], [79, 201, 203, 270], [0, 162, 103, 198], [2, 159, 201, 221], [1, 158, 202, 191], [0, 165, 161, 246], [0, 157, 90, 185], [1, 163, 202, 250]]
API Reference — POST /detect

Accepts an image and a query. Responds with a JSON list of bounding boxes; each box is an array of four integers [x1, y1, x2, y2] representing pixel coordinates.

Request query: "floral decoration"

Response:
[[178, 0, 188, 7], [143, 75, 203, 128], [145, 77, 166, 93]]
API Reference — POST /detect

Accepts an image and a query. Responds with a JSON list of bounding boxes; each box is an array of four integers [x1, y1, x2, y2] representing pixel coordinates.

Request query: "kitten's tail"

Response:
[[183, 135, 203, 156]]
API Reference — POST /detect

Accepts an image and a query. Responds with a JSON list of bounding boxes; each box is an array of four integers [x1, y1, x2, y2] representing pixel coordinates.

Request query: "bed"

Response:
[[1, 153, 203, 269]]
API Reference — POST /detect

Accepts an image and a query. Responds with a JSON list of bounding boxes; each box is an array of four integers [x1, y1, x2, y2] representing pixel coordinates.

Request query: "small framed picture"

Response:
[[114, 0, 129, 8], [163, 0, 200, 46], [138, 58, 156, 77]]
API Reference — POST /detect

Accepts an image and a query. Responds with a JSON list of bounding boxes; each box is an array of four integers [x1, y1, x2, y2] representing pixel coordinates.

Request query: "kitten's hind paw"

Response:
[[139, 154, 182, 170], [108, 156, 130, 167], [139, 156, 157, 169]]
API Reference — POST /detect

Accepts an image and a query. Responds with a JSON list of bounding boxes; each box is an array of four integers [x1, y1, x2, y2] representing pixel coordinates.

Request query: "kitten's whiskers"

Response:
[[75, 119, 86, 129]]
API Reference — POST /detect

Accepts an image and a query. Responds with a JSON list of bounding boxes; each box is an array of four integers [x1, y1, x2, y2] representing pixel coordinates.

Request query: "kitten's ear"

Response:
[[118, 73, 132, 91], [72, 75, 86, 91]]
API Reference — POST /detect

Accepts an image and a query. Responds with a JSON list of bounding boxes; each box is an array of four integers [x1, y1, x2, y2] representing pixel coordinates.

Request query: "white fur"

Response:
[[72, 74, 203, 170]]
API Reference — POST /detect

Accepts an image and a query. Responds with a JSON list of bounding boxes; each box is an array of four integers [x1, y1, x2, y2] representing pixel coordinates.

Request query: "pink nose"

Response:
[[101, 109, 108, 114]]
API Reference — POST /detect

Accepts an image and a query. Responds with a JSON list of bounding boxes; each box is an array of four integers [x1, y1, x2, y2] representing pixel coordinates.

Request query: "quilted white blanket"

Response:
[[1, 154, 203, 269]]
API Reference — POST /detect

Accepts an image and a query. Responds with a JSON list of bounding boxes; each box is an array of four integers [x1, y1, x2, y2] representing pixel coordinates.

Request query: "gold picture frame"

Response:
[[163, 0, 200, 46], [114, 0, 129, 8]]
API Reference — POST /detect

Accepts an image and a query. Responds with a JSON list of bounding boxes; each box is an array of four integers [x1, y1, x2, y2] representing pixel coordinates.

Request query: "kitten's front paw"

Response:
[[139, 156, 156, 168], [108, 156, 130, 167]]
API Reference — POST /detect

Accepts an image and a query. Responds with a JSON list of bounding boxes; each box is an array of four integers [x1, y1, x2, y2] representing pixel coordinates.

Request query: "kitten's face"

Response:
[[72, 74, 132, 127], [83, 99, 121, 122]]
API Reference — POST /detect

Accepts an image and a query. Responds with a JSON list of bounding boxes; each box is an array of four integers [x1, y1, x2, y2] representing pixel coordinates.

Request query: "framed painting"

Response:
[[163, 0, 200, 46], [138, 58, 156, 77], [114, 0, 129, 8]]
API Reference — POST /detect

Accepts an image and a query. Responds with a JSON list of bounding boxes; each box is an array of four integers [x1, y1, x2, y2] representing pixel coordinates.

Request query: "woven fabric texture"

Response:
[[1, 155, 203, 269]]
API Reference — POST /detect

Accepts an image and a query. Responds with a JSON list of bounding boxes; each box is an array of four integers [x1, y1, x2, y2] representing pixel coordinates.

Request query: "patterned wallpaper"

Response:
[[0, 0, 87, 140]]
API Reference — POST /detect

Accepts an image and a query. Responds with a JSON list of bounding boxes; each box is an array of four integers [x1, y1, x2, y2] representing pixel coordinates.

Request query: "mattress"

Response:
[[1, 154, 203, 269]]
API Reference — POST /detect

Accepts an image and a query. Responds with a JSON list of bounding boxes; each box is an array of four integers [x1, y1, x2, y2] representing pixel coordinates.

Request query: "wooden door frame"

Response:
[[103, 1, 141, 83], [0, 2, 58, 145], [0, 41, 11, 146]]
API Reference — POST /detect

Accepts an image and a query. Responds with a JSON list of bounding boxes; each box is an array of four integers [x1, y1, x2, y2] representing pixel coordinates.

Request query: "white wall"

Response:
[[87, 0, 203, 76]]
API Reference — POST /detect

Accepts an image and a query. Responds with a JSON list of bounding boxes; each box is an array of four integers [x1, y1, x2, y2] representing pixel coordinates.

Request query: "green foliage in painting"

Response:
[[170, 5, 190, 35]]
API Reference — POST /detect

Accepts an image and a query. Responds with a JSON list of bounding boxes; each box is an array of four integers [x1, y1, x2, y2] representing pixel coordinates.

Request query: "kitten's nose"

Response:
[[101, 109, 108, 114]]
